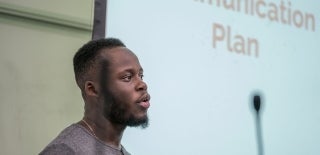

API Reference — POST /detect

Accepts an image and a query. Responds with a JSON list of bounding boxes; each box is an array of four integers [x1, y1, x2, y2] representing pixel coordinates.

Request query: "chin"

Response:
[[126, 114, 149, 128]]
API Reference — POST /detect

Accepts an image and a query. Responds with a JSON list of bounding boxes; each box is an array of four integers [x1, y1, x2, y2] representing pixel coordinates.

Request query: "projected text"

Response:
[[195, 0, 316, 31], [213, 23, 259, 57]]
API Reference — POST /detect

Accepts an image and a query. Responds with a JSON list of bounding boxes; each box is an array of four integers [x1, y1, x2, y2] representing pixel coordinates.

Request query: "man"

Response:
[[40, 38, 151, 155]]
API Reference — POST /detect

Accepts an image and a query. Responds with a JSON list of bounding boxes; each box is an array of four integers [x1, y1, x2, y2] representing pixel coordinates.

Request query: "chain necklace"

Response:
[[81, 119, 97, 138], [81, 119, 123, 151]]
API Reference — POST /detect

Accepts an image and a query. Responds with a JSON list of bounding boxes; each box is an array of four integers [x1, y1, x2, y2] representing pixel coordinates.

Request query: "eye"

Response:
[[122, 74, 132, 82], [139, 73, 144, 80]]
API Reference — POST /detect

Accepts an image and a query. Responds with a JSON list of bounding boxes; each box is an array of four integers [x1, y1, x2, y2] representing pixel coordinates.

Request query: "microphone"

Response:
[[253, 95, 261, 113], [252, 93, 264, 155]]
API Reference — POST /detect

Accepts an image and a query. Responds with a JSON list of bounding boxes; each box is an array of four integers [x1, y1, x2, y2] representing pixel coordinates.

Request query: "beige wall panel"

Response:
[[0, 11, 91, 155], [0, 0, 93, 22]]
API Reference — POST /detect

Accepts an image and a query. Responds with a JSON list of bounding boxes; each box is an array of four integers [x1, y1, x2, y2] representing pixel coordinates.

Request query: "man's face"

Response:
[[100, 47, 150, 128]]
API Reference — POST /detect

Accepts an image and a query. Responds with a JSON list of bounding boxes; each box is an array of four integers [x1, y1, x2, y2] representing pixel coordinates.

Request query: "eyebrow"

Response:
[[119, 67, 143, 74]]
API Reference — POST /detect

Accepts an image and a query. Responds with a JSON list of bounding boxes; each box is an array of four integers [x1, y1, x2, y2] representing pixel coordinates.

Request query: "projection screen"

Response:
[[105, 0, 320, 154]]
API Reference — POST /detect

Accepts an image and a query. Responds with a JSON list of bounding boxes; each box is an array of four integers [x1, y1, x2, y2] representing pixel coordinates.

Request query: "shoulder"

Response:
[[47, 124, 87, 144], [39, 124, 90, 154], [39, 143, 75, 155]]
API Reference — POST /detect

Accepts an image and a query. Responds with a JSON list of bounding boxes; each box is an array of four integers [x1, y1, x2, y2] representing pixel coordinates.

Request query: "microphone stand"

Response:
[[255, 110, 264, 155]]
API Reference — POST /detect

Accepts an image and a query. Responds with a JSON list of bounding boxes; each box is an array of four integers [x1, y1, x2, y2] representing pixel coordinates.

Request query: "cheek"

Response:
[[110, 85, 135, 105], [106, 79, 140, 108]]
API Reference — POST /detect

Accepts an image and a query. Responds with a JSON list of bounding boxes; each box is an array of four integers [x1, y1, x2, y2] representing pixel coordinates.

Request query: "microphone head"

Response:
[[253, 95, 261, 112]]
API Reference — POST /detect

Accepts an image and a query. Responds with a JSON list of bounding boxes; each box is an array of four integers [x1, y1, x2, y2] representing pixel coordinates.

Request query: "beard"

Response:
[[103, 96, 149, 129]]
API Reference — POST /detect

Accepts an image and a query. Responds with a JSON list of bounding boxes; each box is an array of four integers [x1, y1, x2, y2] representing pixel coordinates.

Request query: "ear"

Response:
[[84, 81, 99, 97]]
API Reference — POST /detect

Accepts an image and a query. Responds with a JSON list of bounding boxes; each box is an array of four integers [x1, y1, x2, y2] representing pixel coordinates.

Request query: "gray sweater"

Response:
[[39, 124, 131, 155]]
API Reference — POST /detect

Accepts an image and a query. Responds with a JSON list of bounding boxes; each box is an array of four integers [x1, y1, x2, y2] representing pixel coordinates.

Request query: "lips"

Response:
[[137, 94, 151, 109]]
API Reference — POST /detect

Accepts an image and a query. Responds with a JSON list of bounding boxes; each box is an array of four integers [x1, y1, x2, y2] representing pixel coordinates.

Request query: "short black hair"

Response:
[[73, 38, 126, 89]]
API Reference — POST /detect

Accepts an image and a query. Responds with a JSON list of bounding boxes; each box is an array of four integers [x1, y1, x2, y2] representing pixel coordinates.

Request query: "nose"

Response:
[[136, 79, 147, 91]]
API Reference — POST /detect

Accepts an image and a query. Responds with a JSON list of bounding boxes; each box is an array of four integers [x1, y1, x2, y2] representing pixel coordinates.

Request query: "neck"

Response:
[[81, 112, 126, 149]]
